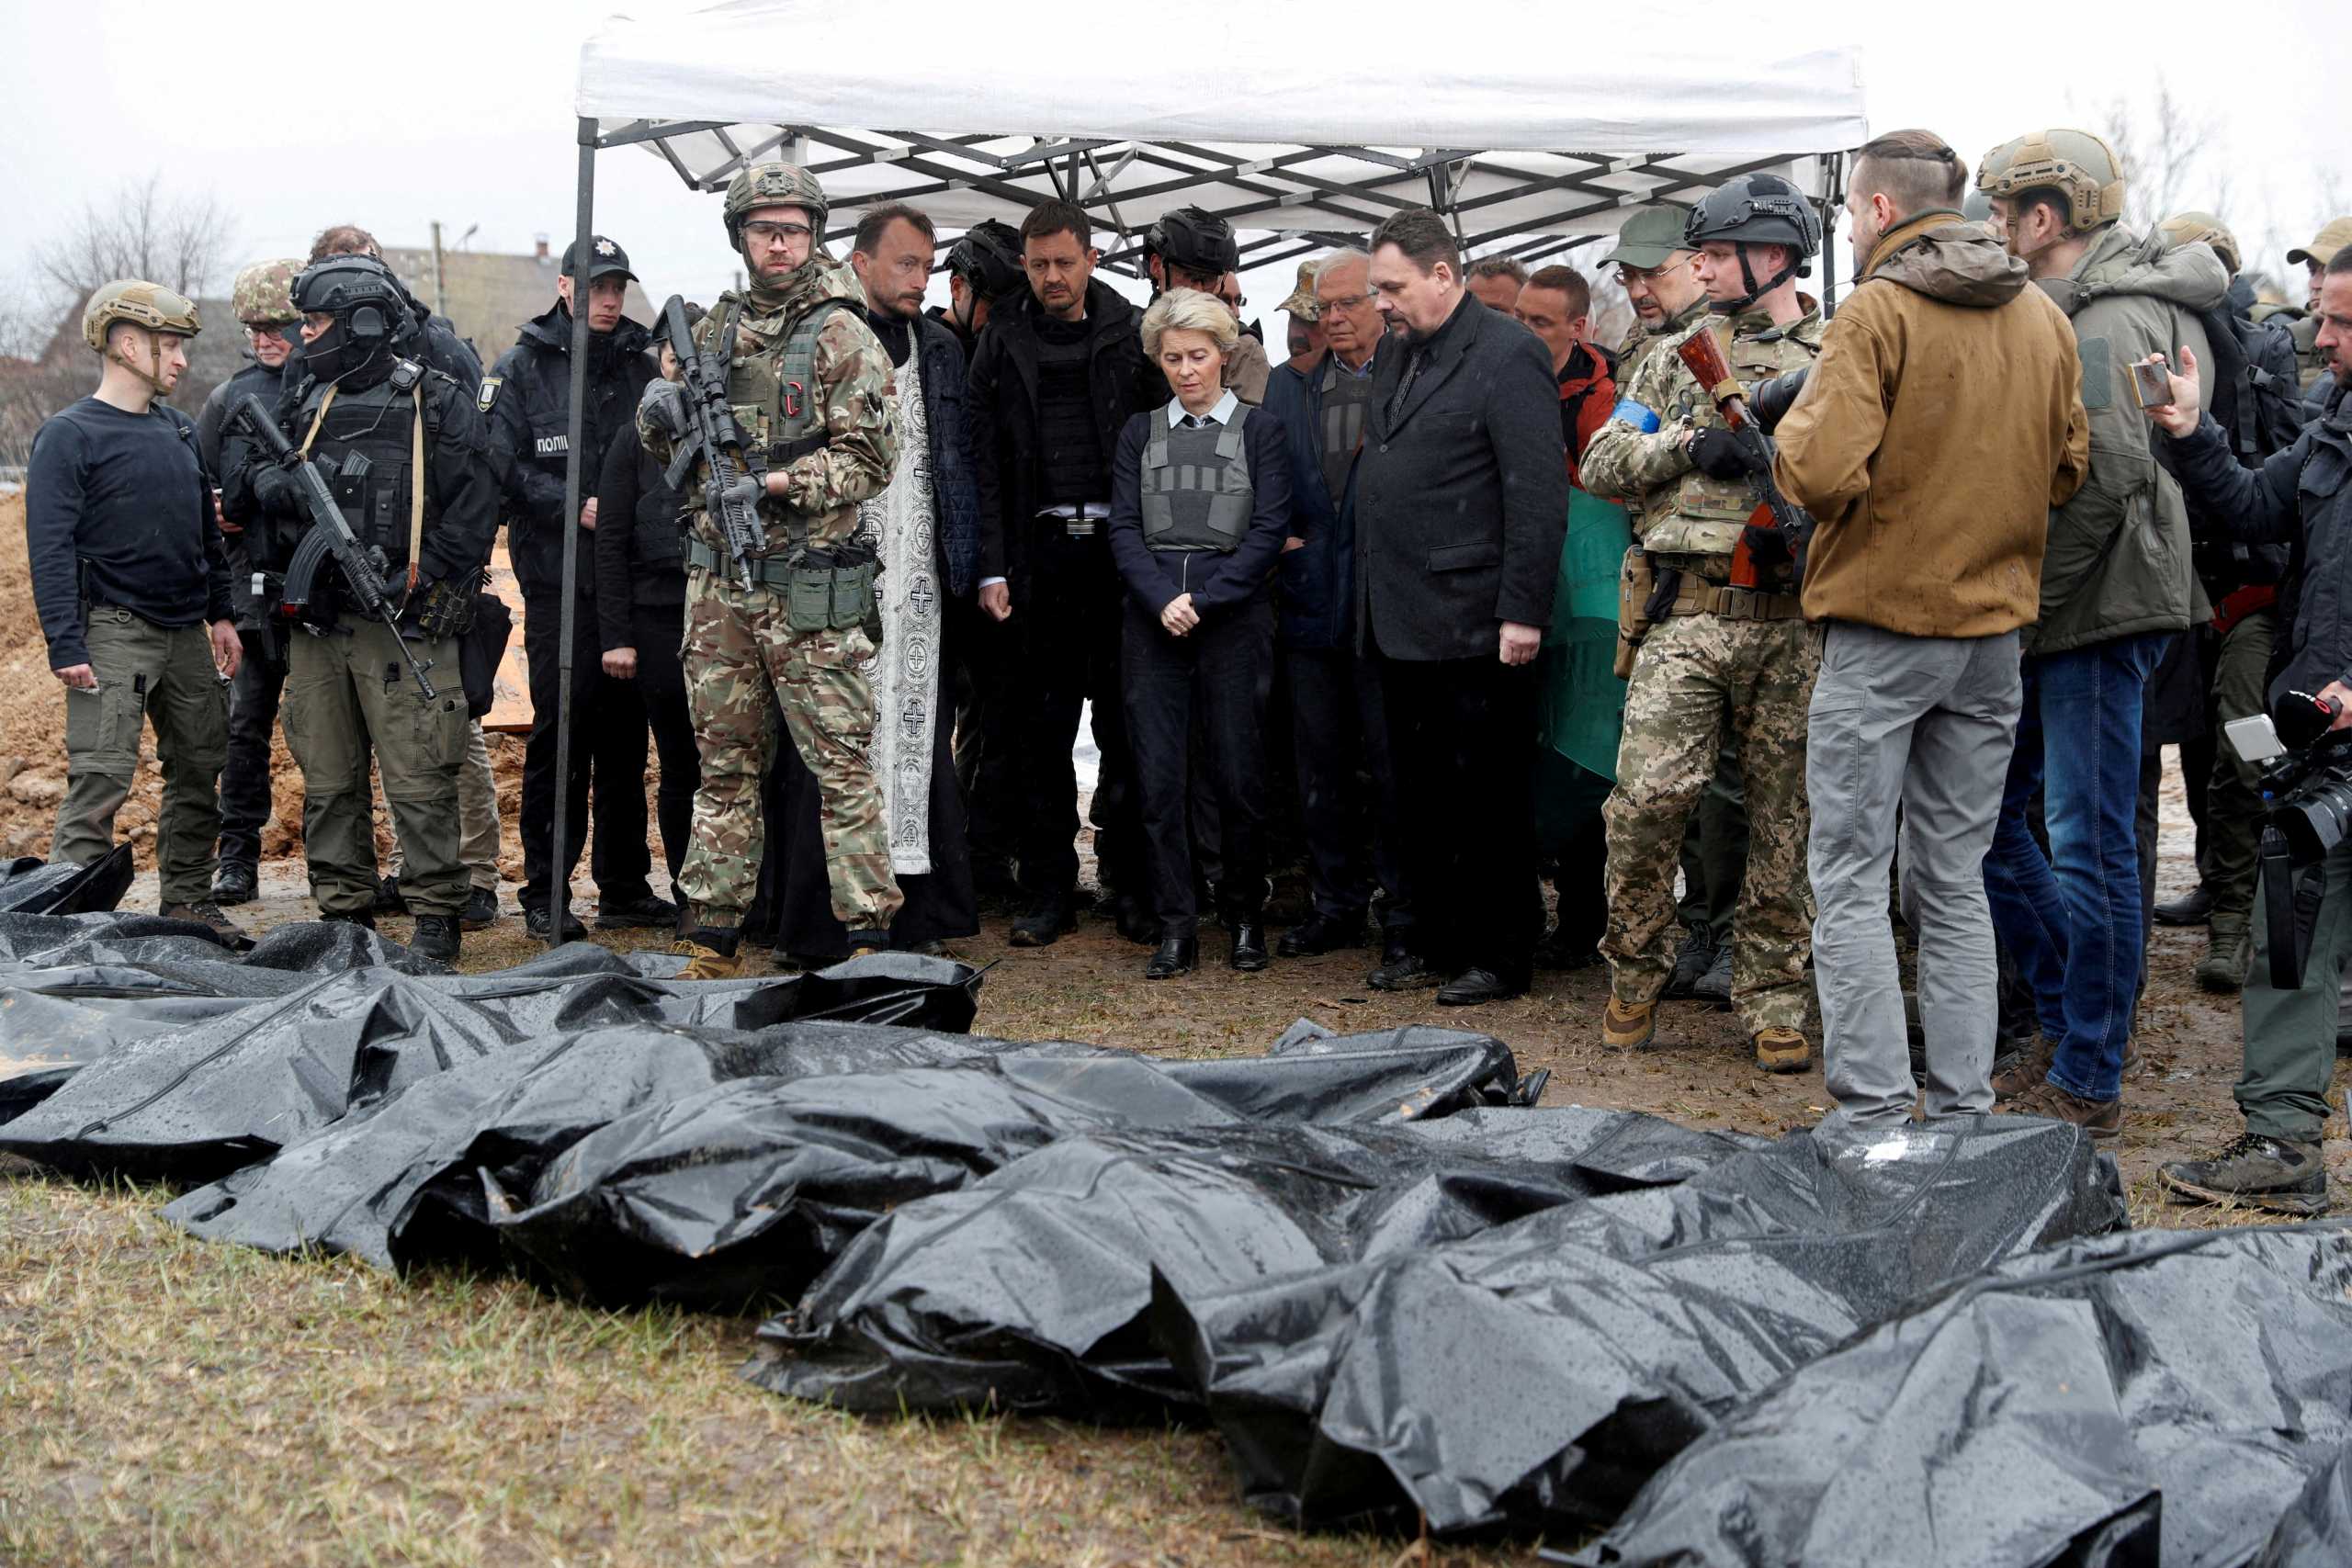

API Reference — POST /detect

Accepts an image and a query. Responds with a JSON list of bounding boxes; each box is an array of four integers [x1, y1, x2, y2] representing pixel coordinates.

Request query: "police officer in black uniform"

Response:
[[484, 234, 673, 941], [227, 254, 499, 959], [932, 219, 1026, 359]]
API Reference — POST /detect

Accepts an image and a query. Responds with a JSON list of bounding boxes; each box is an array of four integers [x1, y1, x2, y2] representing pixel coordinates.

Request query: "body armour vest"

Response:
[[1139, 406, 1254, 553], [1033, 328, 1104, 505], [702, 297, 842, 553], [275, 360, 436, 575]]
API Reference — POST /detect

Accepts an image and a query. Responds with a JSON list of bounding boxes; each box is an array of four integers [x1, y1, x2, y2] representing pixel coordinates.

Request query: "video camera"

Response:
[[2227, 690, 2352, 987]]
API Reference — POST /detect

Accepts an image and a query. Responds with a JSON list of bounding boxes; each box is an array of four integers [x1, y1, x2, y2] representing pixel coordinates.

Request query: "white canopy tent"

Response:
[[536, 0, 1871, 942]]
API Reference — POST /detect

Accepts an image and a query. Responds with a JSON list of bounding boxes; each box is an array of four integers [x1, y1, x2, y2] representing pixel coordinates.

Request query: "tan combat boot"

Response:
[[670, 931, 742, 980], [1752, 1027, 1810, 1075], [1601, 997, 1657, 1050]]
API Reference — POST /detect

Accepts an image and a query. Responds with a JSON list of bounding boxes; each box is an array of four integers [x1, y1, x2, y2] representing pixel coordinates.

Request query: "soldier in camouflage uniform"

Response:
[[639, 162, 903, 978], [1604, 207, 1750, 1007], [1582, 175, 1827, 1074]]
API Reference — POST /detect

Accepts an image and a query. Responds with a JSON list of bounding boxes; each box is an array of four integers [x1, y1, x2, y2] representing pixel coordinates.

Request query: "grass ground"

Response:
[[4, 764, 2346, 1565]]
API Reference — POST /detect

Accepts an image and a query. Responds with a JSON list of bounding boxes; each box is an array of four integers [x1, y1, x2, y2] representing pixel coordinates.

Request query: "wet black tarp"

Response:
[[754, 1106, 1756, 1416], [0, 915, 982, 1175], [0, 846, 136, 917], [1568, 1223, 2352, 1568]]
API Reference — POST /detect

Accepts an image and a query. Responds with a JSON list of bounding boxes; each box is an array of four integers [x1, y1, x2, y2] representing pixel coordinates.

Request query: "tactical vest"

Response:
[[272, 360, 437, 574], [1140, 406, 1254, 552], [707, 297, 844, 553], [1644, 316, 1821, 558]]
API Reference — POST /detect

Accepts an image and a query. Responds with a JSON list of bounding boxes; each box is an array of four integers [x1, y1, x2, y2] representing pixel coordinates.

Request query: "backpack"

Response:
[[2196, 303, 2305, 464]]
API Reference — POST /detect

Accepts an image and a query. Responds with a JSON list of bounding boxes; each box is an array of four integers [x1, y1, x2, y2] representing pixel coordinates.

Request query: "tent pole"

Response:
[[550, 116, 597, 949], [1820, 152, 1841, 318]]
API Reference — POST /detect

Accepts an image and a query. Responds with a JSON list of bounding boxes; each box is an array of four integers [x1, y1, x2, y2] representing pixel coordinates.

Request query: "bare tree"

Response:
[[2091, 76, 2227, 232], [35, 173, 236, 303]]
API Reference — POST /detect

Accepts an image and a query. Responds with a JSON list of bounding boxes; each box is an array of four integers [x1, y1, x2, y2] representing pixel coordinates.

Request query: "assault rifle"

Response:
[[657, 293, 766, 589], [1675, 328, 1814, 591], [231, 394, 438, 702]]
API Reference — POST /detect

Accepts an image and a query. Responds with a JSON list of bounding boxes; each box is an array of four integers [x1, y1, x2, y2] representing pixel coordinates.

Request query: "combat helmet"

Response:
[[723, 162, 830, 248], [290, 253, 412, 382], [1145, 206, 1241, 281], [82, 278, 201, 353], [1682, 173, 1822, 311], [946, 219, 1026, 303], [2160, 212, 2241, 276], [232, 258, 303, 326], [1974, 130, 2128, 233]]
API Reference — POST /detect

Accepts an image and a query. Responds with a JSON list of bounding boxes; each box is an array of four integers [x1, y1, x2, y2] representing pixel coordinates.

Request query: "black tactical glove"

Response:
[[409, 574, 477, 640], [250, 461, 311, 517], [1688, 425, 1750, 480]]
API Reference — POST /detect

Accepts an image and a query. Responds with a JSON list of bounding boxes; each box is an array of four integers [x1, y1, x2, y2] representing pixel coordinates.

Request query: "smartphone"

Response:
[[2130, 358, 2175, 411], [2224, 713, 2287, 765]]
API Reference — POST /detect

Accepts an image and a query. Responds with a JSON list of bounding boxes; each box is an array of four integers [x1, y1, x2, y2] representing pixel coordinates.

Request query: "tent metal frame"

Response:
[[543, 113, 1849, 946]]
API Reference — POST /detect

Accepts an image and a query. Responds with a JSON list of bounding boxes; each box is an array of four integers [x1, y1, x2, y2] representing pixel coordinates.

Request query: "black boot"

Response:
[[1012, 892, 1075, 948], [1144, 934, 1197, 979], [1228, 919, 1270, 972], [209, 861, 258, 906], [410, 914, 461, 962]]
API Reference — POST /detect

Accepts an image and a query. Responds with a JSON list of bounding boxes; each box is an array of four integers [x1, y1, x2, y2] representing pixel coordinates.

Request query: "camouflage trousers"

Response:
[[1602, 612, 1821, 1030], [675, 568, 901, 930]]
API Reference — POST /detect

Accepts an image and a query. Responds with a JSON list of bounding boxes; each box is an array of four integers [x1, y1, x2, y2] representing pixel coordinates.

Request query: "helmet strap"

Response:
[[105, 325, 172, 398], [1709, 241, 1801, 315]]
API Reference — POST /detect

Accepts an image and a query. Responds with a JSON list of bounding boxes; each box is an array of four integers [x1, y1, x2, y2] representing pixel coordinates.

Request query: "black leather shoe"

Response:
[[525, 903, 589, 942], [1368, 942, 1440, 991], [2154, 883, 2214, 927], [597, 890, 678, 930], [461, 886, 500, 931], [1437, 966, 1525, 1007], [410, 914, 461, 962], [374, 874, 409, 916], [1114, 894, 1159, 946], [1277, 910, 1366, 958], [1229, 921, 1270, 971], [209, 861, 258, 906], [1144, 936, 1197, 978], [1011, 895, 1074, 948]]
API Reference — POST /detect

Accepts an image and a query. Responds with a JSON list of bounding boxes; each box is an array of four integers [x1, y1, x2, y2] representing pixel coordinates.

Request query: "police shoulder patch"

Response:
[[477, 376, 503, 413]]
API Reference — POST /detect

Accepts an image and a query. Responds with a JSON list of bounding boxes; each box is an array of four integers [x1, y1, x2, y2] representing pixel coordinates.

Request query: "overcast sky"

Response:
[[2, 0, 2342, 329]]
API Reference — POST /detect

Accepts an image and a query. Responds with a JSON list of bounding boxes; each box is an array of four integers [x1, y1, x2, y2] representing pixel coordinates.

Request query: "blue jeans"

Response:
[[1983, 632, 2166, 1101]]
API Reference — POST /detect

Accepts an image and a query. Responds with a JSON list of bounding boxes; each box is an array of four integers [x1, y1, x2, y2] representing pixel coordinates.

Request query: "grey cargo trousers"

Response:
[[1809, 622, 2023, 1128]]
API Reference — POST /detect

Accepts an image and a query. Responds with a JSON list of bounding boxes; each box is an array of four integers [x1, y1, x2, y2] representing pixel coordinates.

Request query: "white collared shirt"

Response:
[[1168, 389, 1240, 428]]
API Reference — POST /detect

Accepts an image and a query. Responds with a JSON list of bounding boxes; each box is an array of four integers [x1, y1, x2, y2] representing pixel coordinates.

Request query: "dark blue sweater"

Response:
[[27, 396, 231, 670]]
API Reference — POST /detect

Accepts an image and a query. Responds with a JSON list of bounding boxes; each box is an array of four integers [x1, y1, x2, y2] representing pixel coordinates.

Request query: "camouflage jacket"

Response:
[[1583, 299, 1825, 558], [640, 252, 899, 558]]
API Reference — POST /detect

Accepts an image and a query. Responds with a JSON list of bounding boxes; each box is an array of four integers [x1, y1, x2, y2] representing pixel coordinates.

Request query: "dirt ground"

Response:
[[6, 488, 2348, 1564]]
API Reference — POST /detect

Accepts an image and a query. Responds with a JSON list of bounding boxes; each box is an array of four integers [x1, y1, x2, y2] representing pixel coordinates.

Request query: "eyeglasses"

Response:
[[741, 220, 813, 245], [1317, 292, 1375, 312]]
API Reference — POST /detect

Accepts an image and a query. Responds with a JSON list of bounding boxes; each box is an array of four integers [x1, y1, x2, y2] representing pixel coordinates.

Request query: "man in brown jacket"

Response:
[[1771, 129, 2089, 1131]]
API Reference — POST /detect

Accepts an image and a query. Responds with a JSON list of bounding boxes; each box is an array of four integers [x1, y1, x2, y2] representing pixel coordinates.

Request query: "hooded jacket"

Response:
[[2025, 223, 2228, 655], [487, 303, 656, 598], [1773, 209, 2090, 637]]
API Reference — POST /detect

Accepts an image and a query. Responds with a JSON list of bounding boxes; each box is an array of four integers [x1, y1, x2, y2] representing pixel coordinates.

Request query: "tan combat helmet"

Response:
[[82, 277, 202, 352], [1974, 130, 2128, 232], [232, 258, 303, 325], [2160, 212, 2241, 276], [723, 162, 830, 247]]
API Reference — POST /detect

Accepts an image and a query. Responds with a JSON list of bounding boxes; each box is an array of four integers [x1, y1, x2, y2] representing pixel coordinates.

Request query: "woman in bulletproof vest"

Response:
[[594, 311, 703, 916], [1106, 289, 1294, 978]]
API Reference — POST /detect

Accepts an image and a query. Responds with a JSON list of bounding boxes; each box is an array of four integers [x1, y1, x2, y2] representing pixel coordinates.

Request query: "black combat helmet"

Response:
[[291, 254, 414, 382], [946, 219, 1026, 303], [1683, 174, 1824, 312], [1145, 206, 1241, 280]]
